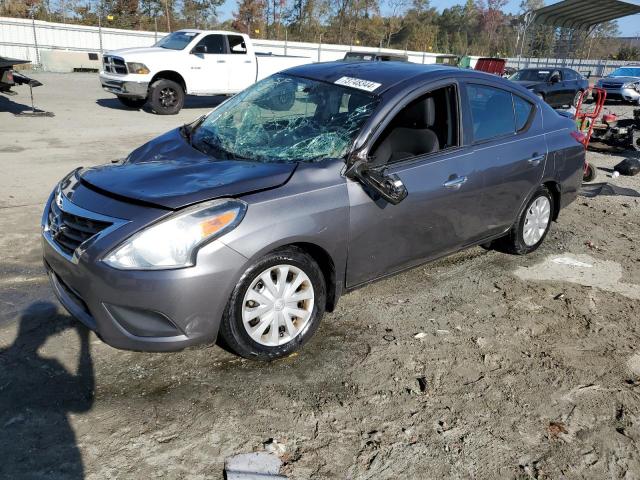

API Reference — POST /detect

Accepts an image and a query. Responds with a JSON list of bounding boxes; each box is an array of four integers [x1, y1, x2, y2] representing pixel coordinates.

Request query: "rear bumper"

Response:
[[100, 73, 148, 98]]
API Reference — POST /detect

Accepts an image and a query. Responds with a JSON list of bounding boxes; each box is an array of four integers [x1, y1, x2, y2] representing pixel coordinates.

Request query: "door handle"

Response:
[[528, 154, 545, 166], [443, 176, 468, 190], [217, 60, 226, 63], [244, 60, 252, 64]]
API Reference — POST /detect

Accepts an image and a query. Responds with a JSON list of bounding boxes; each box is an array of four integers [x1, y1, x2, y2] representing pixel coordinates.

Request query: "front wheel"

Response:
[[498, 186, 554, 255], [583, 162, 597, 182], [219, 247, 326, 361], [148, 78, 184, 115]]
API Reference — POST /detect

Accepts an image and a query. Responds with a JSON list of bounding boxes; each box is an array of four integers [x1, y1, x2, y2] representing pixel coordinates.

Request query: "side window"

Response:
[[195, 34, 226, 54], [513, 95, 534, 132], [227, 35, 247, 54], [550, 70, 562, 81], [564, 70, 576, 81], [370, 84, 459, 165], [467, 84, 515, 142]]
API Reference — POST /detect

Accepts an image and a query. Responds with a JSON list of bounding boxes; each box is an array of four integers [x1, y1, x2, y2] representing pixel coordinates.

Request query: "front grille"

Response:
[[602, 83, 622, 89], [103, 55, 127, 75], [48, 200, 112, 255]]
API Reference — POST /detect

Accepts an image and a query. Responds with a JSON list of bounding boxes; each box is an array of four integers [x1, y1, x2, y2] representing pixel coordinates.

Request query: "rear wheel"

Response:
[[219, 247, 326, 361], [148, 78, 184, 115], [573, 90, 583, 107], [117, 96, 146, 109], [498, 186, 554, 255]]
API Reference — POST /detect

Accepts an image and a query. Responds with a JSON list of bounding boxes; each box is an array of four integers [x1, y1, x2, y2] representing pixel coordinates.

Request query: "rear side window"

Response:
[[564, 70, 577, 80], [467, 84, 515, 142], [196, 34, 226, 54], [228, 35, 247, 54], [514, 95, 534, 131]]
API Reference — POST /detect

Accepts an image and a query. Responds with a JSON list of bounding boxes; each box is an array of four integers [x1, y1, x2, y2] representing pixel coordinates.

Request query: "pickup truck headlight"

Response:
[[126, 62, 150, 75], [104, 199, 246, 270]]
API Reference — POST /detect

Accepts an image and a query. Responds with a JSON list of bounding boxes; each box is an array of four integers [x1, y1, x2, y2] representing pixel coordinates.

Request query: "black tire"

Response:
[[117, 96, 146, 109], [583, 163, 597, 182], [497, 186, 554, 255], [148, 78, 184, 115], [219, 247, 326, 361]]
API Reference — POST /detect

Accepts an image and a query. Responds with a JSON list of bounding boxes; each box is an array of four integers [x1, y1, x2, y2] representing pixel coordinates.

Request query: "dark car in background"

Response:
[[595, 65, 640, 105], [42, 62, 584, 360], [343, 51, 408, 62], [509, 67, 589, 108]]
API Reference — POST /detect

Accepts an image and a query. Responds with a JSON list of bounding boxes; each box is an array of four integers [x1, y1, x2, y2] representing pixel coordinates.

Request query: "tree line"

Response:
[[1, 0, 636, 59]]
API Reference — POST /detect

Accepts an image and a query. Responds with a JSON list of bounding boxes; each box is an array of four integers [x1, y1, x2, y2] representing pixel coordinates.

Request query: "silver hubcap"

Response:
[[241, 264, 314, 347], [523, 196, 551, 246]]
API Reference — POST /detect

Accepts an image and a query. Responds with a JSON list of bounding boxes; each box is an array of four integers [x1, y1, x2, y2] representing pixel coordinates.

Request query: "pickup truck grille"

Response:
[[48, 199, 112, 255], [103, 55, 127, 75]]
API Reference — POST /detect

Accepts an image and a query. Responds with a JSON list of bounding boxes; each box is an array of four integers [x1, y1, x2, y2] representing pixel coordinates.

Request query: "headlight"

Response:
[[126, 62, 150, 74], [104, 199, 246, 270], [623, 81, 640, 89]]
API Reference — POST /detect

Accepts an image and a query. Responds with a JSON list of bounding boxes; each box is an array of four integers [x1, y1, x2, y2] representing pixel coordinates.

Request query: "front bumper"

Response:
[[42, 190, 249, 352], [99, 73, 149, 98], [600, 86, 640, 102]]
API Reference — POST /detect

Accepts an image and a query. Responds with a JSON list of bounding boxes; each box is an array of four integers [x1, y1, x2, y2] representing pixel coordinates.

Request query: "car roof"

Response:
[[284, 61, 490, 94]]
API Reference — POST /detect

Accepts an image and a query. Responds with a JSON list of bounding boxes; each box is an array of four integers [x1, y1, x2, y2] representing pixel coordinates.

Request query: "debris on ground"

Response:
[[224, 452, 287, 480], [547, 422, 569, 440], [614, 157, 640, 176], [579, 182, 640, 198]]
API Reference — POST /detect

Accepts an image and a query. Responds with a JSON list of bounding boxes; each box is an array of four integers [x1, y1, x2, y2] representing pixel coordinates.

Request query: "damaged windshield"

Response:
[[190, 74, 379, 163]]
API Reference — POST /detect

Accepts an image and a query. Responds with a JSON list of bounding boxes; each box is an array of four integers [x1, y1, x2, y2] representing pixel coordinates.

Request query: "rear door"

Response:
[[462, 82, 546, 235], [346, 82, 488, 287], [189, 34, 229, 94], [223, 34, 256, 92]]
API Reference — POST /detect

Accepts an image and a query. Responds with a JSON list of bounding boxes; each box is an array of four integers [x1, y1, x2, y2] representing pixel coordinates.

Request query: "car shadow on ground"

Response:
[[96, 95, 227, 113], [0, 302, 94, 479], [0, 95, 39, 114]]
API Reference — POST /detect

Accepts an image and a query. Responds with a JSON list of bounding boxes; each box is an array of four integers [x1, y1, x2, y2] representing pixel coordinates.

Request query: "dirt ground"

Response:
[[1, 73, 640, 480]]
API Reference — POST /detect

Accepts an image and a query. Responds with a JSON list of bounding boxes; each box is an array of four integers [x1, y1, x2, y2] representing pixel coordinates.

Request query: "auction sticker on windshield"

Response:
[[335, 76, 382, 92]]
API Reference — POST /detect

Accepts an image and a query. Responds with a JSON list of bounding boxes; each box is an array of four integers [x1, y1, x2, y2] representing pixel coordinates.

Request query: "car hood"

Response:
[[512, 80, 543, 89], [106, 47, 172, 57], [78, 128, 297, 210], [601, 76, 640, 84]]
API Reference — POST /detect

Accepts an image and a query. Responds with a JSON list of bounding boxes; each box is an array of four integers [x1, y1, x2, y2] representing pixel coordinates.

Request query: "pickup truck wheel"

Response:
[[117, 96, 146, 109], [219, 247, 326, 361], [149, 79, 184, 115], [497, 186, 554, 255]]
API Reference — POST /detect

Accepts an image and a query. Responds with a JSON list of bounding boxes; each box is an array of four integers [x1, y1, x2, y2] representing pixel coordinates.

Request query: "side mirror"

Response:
[[346, 159, 408, 205], [192, 44, 207, 54]]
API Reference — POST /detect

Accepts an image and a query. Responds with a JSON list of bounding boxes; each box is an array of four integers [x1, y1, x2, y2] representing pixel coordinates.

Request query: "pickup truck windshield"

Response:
[[510, 69, 551, 82], [610, 67, 640, 77], [155, 31, 198, 50], [191, 74, 379, 163]]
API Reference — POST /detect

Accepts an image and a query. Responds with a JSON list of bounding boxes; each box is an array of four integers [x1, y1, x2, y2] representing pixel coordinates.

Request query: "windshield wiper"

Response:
[[179, 115, 207, 144], [200, 137, 250, 161]]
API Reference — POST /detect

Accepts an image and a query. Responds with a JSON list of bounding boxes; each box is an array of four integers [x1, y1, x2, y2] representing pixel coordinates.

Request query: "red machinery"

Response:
[[574, 87, 606, 181]]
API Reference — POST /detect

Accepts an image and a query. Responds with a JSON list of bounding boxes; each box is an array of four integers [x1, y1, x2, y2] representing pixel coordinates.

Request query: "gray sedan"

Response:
[[42, 62, 585, 360]]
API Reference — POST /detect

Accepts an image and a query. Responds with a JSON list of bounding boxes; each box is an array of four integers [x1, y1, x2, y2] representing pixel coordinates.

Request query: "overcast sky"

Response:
[[216, 0, 640, 37]]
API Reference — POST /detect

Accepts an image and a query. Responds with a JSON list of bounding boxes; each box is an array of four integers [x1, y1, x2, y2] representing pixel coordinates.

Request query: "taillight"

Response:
[[570, 130, 586, 148]]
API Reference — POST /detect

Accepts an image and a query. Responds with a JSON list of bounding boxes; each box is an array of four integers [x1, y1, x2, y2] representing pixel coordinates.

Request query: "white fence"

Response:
[[0, 16, 444, 68], [0, 15, 626, 77]]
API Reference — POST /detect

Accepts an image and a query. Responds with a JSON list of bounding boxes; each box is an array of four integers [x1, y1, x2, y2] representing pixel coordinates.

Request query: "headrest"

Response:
[[398, 97, 435, 128], [348, 93, 370, 113]]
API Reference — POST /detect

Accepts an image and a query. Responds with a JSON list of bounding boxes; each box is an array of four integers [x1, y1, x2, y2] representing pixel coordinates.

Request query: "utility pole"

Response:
[[165, 0, 171, 32]]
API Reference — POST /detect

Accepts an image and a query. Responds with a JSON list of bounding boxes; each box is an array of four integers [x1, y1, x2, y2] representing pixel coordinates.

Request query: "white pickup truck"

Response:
[[99, 30, 312, 114]]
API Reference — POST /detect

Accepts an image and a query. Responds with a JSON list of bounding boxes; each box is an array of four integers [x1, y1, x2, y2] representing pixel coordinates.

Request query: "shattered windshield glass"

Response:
[[190, 74, 379, 163]]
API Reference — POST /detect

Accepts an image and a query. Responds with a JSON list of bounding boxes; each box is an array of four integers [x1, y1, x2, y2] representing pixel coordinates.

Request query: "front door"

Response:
[[223, 34, 256, 92], [189, 34, 229, 94], [345, 84, 487, 287]]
